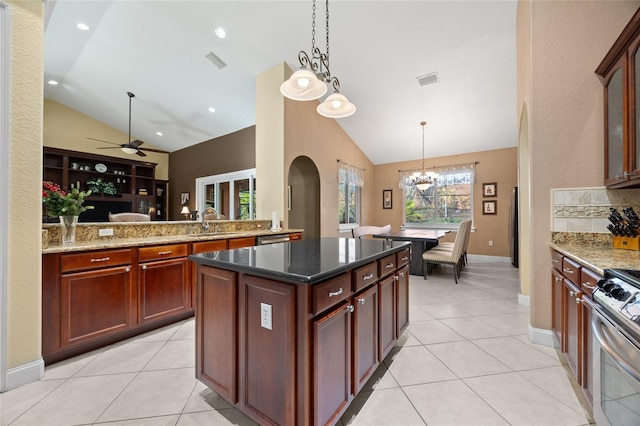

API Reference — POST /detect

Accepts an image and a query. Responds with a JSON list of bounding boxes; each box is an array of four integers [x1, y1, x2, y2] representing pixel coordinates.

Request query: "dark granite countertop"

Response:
[[189, 237, 412, 284]]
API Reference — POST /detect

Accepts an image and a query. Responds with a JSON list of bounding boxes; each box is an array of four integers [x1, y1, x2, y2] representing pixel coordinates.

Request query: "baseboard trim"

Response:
[[528, 325, 557, 348], [467, 254, 512, 263], [4, 358, 44, 392], [518, 293, 530, 307]]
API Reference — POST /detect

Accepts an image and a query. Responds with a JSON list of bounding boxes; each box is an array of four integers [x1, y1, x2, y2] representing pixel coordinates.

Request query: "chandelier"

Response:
[[411, 121, 437, 191], [279, 0, 356, 119]]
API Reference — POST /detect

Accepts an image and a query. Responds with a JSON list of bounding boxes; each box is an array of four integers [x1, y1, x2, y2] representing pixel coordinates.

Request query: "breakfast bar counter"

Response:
[[189, 237, 412, 425]]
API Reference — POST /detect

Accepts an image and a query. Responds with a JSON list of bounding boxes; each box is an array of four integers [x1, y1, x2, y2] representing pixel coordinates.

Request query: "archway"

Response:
[[288, 156, 320, 240]]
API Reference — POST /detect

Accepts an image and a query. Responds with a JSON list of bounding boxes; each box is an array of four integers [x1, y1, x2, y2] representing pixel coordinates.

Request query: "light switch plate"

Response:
[[98, 228, 114, 237], [261, 303, 272, 330]]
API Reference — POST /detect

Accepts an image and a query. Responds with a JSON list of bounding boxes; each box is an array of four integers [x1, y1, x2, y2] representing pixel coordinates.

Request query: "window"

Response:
[[195, 169, 256, 220], [403, 168, 473, 227], [338, 162, 364, 229]]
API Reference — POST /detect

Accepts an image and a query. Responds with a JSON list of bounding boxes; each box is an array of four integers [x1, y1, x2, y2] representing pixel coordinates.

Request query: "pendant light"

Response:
[[280, 0, 356, 118], [413, 121, 436, 191]]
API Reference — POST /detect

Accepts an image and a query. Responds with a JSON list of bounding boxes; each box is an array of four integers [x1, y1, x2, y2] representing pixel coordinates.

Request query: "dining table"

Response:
[[372, 229, 450, 275]]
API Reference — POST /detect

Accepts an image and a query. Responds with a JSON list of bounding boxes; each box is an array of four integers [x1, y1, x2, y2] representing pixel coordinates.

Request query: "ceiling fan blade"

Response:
[[135, 150, 147, 157], [129, 139, 144, 148], [139, 147, 170, 154], [96, 147, 121, 149], [87, 137, 122, 146]]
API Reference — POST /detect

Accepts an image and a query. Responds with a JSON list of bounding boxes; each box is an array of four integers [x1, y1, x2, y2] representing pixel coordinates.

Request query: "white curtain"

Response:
[[338, 161, 364, 188]]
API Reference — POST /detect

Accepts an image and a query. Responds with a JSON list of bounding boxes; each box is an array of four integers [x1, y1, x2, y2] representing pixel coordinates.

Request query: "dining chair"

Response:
[[108, 212, 151, 222], [430, 219, 472, 268], [422, 219, 469, 283], [352, 224, 391, 238]]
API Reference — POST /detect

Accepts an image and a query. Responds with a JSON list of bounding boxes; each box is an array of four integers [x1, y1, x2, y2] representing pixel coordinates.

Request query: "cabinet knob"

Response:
[[569, 290, 579, 297], [358, 298, 366, 305], [125, 266, 131, 272], [142, 265, 147, 270], [328, 288, 343, 297], [555, 277, 562, 283], [399, 272, 405, 278], [576, 298, 582, 304], [346, 305, 355, 313]]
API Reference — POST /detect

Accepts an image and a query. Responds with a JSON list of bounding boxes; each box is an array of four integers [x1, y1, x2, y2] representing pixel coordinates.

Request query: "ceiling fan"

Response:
[[87, 92, 169, 157]]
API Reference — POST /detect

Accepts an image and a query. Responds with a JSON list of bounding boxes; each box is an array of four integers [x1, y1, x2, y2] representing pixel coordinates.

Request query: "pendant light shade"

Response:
[[411, 121, 436, 191], [317, 92, 356, 118], [280, 68, 327, 101]]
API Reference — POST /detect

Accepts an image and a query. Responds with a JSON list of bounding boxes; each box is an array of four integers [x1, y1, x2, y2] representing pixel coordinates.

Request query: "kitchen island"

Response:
[[189, 237, 412, 426]]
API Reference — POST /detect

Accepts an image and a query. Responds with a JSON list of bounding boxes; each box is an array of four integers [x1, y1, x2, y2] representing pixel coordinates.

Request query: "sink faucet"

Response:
[[202, 207, 217, 233]]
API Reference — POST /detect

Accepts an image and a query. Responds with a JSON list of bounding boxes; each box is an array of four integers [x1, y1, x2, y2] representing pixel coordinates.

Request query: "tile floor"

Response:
[[1, 257, 594, 426]]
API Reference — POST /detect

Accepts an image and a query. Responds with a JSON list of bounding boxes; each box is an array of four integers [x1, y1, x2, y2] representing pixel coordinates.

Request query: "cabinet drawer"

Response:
[[561, 257, 581, 282], [550, 250, 563, 271], [192, 240, 228, 254], [378, 254, 397, 278], [313, 273, 352, 316], [580, 268, 602, 299], [353, 262, 378, 293], [61, 248, 132, 273], [228, 237, 255, 249], [138, 243, 188, 262], [289, 232, 302, 241], [396, 249, 411, 268]]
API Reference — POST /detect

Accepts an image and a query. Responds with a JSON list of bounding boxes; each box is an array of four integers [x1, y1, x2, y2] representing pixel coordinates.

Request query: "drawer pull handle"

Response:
[[358, 298, 366, 305], [582, 282, 595, 289], [142, 265, 147, 270], [363, 272, 374, 280], [328, 288, 343, 297], [346, 305, 354, 313], [563, 268, 575, 275], [90, 257, 110, 263], [158, 250, 173, 255], [385, 263, 394, 269], [551, 259, 559, 263], [401, 256, 409, 261]]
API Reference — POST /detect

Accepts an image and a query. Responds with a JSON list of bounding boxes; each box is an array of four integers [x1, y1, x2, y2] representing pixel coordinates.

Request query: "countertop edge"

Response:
[[550, 242, 640, 276]]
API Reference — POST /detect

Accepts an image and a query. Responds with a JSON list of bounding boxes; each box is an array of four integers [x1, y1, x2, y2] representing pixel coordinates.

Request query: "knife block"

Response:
[[613, 236, 640, 251]]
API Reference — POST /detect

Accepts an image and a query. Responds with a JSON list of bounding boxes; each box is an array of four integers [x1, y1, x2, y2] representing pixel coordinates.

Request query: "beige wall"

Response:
[[44, 99, 169, 180], [373, 147, 517, 257], [518, 0, 639, 331], [6, 0, 43, 373]]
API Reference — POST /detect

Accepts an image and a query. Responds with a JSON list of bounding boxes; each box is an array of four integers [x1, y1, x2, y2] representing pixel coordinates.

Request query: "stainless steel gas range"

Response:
[[592, 268, 640, 425]]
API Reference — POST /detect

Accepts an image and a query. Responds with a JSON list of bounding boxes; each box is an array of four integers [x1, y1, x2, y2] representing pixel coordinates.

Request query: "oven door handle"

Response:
[[592, 314, 640, 382]]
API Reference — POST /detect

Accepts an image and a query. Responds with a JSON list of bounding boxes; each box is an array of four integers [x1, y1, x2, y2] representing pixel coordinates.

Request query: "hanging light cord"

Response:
[[421, 121, 426, 175]]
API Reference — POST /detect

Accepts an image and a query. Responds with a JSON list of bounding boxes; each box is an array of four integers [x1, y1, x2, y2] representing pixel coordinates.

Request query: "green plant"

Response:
[[42, 181, 93, 217], [86, 177, 117, 195]]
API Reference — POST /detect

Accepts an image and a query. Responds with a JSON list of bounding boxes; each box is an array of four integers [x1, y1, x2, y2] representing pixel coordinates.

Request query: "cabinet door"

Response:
[[378, 275, 396, 360], [563, 278, 582, 382], [604, 59, 627, 186], [551, 269, 564, 349], [353, 285, 378, 394], [196, 266, 237, 403], [314, 302, 352, 426], [61, 265, 132, 348], [138, 257, 189, 323], [631, 38, 640, 181], [396, 265, 410, 337], [581, 296, 593, 405], [228, 237, 256, 249]]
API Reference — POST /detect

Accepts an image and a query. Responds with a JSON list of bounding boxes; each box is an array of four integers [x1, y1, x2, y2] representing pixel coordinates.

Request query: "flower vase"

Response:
[[60, 215, 78, 246]]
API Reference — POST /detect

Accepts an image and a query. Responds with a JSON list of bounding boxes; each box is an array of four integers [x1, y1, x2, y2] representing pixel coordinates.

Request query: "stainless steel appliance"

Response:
[[256, 234, 291, 245], [592, 268, 640, 426]]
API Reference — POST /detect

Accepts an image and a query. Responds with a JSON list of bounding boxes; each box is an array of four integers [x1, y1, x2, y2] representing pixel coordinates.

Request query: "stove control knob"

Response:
[[610, 286, 628, 300], [601, 280, 616, 293]]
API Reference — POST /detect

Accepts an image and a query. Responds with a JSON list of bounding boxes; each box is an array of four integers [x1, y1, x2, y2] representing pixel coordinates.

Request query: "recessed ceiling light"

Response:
[[214, 27, 226, 39], [47, 80, 59, 86], [156, 131, 163, 136], [76, 23, 90, 31], [208, 107, 216, 113]]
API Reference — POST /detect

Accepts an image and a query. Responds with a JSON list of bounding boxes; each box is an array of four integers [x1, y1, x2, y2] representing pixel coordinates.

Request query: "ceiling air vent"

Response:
[[205, 51, 227, 70], [417, 72, 439, 87]]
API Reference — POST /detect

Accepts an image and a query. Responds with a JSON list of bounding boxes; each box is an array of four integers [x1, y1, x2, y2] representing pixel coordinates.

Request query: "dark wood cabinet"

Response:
[[563, 277, 582, 381], [596, 9, 640, 188], [228, 236, 256, 249], [353, 284, 378, 394], [154, 180, 168, 220], [395, 265, 409, 337], [378, 274, 396, 360], [196, 266, 237, 403], [551, 268, 564, 348]]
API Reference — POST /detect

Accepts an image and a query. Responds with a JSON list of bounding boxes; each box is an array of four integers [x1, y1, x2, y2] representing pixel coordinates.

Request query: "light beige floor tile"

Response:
[[409, 304, 436, 321], [476, 312, 531, 335], [514, 334, 563, 360], [518, 366, 592, 418], [403, 380, 509, 426], [427, 341, 511, 378], [0, 378, 65, 425], [177, 409, 258, 425], [473, 336, 560, 371], [171, 318, 195, 340], [97, 368, 197, 422], [394, 330, 421, 348], [94, 414, 179, 425], [182, 380, 234, 413], [358, 364, 399, 392], [440, 317, 508, 340], [384, 346, 456, 386], [415, 303, 471, 319], [75, 341, 165, 376], [12, 373, 136, 425], [465, 372, 591, 425], [407, 319, 466, 345], [42, 349, 102, 380], [341, 388, 425, 425], [143, 339, 195, 371], [134, 322, 183, 343]]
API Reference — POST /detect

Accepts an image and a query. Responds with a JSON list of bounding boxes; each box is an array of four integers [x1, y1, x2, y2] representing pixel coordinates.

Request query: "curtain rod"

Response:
[[337, 159, 365, 171], [398, 161, 479, 173]]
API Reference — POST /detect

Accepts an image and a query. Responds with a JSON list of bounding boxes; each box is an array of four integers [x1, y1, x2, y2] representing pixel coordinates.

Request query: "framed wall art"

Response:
[[383, 189, 392, 209], [181, 192, 190, 205], [483, 200, 497, 215], [483, 182, 497, 197]]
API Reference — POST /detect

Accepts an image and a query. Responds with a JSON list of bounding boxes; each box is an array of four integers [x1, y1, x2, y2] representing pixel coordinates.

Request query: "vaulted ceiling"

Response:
[[44, 0, 517, 165]]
